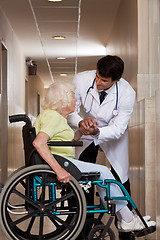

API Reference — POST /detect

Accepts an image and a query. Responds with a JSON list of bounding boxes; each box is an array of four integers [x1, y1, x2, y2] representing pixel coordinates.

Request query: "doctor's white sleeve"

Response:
[[93, 92, 136, 145]]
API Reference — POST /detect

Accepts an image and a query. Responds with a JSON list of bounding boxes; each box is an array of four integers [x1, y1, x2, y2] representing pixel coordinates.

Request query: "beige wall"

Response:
[[137, 1, 159, 240], [26, 74, 45, 119], [156, 89, 160, 240], [0, 7, 26, 179], [0, 7, 45, 180], [106, 2, 159, 240], [106, 0, 139, 183], [106, 0, 138, 90]]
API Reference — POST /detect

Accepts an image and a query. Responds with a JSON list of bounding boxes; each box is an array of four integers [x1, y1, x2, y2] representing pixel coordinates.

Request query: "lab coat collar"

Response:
[[89, 85, 100, 104], [90, 82, 117, 105]]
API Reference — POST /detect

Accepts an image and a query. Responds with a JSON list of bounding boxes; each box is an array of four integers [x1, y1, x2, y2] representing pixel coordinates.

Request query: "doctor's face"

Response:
[[96, 71, 118, 91]]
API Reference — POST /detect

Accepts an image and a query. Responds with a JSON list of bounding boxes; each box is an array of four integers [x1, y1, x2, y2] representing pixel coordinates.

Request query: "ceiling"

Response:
[[0, 0, 121, 87]]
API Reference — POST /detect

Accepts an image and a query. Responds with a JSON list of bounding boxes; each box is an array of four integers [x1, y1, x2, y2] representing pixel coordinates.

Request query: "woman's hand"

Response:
[[55, 166, 71, 183], [33, 131, 71, 183]]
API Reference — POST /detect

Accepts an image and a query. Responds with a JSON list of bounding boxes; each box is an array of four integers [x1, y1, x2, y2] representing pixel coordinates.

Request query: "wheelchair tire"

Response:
[[88, 224, 115, 240], [81, 217, 104, 239], [0, 164, 86, 240]]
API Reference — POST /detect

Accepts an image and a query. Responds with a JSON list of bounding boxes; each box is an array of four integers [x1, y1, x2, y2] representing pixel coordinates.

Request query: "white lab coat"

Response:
[[67, 70, 136, 183]]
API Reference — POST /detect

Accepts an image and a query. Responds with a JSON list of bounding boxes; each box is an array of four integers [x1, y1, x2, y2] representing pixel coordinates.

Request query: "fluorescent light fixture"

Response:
[[52, 36, 65, 40], [60, 73, 67, 77], [57, 57, 66, 60], [48, 0, 62, 2]]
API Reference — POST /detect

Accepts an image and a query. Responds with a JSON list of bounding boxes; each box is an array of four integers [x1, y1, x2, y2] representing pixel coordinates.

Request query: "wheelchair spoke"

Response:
[[12, 188, 40, 210], [26, 216, 36, 234], [40, 174, 46, 205], [47, 215, 63, 229], [19, 179, 26, 189], [45, 209, 73, 230], [10, 209, 40, 227], [39, 214, 44, 239], [46, 190, 75, 210]]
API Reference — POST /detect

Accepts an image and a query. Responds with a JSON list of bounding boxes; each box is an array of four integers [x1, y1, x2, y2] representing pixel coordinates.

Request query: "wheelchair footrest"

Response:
[[134, 226, 156, 237]]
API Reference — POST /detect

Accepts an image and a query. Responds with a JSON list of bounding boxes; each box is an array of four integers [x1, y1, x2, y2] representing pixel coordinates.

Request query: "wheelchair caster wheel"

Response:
[[81, 217, 104, 239], [88, 224, 115, 240]]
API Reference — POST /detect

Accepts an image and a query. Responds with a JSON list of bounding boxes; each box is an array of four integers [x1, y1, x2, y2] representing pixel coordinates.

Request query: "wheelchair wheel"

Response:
[[0, 165, 86, 240], [81, 217, 104, 239], [88, 224, 115, 240]]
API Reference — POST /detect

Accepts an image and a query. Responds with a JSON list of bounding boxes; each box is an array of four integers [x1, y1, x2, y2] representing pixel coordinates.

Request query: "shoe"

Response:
[[131, 211, 151, 222], [119, 231, 135, 240], [117, 215, 156, 232], [118, 216, 151, 239], [143, 215, 151, 221]]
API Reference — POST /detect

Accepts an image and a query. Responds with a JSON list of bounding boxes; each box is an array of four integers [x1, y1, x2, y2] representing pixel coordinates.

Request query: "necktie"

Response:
[[99, 91, 107, 104]]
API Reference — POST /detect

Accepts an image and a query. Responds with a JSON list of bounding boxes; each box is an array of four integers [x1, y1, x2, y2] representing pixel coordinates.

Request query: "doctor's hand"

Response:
[[79, 117, 99, 135]]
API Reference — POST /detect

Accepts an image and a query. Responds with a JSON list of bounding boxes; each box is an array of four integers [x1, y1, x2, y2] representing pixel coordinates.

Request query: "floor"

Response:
[[0, 222, 147, 240], [0, 226, 8, 240], [0, 200, 154, 240]]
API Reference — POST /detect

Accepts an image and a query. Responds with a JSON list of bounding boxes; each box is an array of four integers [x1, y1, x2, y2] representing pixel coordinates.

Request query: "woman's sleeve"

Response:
[[40, 111, 61, 138]]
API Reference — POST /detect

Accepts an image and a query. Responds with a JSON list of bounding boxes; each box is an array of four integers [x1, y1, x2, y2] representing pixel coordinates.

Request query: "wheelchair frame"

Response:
[[0, 114, 156, 240]]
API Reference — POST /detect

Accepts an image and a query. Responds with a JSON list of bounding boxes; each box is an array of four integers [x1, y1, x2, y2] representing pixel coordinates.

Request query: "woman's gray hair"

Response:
[[42, 81, 75, 113]]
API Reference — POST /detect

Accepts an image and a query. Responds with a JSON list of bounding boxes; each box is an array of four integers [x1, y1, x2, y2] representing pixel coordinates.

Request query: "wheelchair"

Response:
[[0, 114, 156, 240]]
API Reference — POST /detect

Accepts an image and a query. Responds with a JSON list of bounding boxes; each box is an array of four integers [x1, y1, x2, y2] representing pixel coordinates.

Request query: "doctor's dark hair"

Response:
[[97, 55, 124, 81]]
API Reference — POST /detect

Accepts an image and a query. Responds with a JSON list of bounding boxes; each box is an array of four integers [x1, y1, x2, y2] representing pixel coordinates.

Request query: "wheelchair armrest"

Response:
[[47, 141, 83, 147]]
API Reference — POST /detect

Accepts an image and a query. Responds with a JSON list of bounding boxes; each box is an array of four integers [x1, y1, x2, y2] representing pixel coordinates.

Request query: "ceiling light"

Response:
[[48, 0, 62, 2], [52, 36, 65, 40], [57, 57, 66, 60], [60, 73, 67, 77]]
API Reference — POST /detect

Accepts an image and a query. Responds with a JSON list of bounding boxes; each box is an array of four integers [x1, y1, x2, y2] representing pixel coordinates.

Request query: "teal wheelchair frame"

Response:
[[0, 114, 156, 240]]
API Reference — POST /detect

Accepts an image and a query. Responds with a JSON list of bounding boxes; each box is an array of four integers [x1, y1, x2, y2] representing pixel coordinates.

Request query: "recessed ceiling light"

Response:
[[48, 0, 62, 2], [60, 73, 67, 77], [52, 36, 65, 40], [57, 57, 66, 60]]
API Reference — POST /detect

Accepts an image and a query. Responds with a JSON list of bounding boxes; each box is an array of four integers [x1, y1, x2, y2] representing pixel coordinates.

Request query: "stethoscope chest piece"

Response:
[[112, 109, 119, 116]]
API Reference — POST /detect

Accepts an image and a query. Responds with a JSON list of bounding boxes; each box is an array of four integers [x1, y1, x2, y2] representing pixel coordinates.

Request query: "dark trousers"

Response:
[[79, 142, 99, 218], [78, 142, 132, 216]]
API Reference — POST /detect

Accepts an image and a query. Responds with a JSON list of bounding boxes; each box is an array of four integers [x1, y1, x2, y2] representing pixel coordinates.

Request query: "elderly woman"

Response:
[[33, 82, 155, 233]]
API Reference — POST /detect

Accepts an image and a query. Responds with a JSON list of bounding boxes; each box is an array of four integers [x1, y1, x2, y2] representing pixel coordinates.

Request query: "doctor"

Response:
[[68, 55, 136, 240]]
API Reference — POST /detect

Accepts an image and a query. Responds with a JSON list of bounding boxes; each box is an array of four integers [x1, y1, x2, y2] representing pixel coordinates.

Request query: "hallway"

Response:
[[0, 0, 160, 239]]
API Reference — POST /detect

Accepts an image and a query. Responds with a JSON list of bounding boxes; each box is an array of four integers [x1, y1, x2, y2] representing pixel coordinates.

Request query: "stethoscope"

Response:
[[84, 78, 119, 116]]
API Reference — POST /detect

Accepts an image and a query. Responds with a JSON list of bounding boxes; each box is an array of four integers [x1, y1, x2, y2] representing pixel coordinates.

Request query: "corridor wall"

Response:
[[0, 7, 45, 181]]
